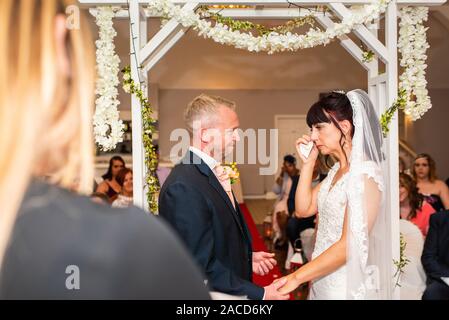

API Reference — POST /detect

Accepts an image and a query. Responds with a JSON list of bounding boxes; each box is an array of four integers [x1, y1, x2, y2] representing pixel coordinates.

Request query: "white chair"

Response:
[[399, 219, 427, 300], [285, 228, 316, 270]]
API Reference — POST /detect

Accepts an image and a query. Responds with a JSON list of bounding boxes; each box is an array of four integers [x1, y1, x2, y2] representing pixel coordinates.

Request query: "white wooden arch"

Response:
[[80, 0, 446, 299]]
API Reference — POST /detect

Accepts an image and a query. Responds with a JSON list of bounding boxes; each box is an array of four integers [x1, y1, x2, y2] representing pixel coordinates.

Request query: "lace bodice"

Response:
[[314, 163, 348, 257], [310, 161, 384, 299], [311, 163, 349, 297]]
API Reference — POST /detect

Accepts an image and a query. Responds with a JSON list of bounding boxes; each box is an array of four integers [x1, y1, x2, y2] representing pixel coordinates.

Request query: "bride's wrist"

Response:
[[300, 163, 315, 175], [301, 164, 314, 171], [292, 271, 303, 283]]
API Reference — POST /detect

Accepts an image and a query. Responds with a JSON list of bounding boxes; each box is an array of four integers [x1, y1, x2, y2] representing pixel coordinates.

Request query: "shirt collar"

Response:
[[189, 146, 219, 171]]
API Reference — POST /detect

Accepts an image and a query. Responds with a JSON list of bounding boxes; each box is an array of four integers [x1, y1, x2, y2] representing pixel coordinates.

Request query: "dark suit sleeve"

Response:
[[421, 213, 449, 280], [159, 182, 264, 300]]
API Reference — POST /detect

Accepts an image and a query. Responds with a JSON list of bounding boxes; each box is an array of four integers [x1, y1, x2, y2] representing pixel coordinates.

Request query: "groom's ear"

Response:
[[200, 128, 211, 143]]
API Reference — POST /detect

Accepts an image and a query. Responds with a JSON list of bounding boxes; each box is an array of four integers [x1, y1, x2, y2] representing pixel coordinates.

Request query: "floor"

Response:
[[244, 199, 276, 225], [245, 199, 310, 300]]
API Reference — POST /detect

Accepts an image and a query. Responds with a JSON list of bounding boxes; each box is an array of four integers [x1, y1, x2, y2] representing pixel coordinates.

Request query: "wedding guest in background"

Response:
[[412, 153, 449, 212], [286, 160, 326, 249], [112, 168, 133, 208], [400, 173, 436, 237], [272, 155, 298, 248], [96, 155, 125, 203], [421, 211, 449, 300], [0, 0, 209, 299]]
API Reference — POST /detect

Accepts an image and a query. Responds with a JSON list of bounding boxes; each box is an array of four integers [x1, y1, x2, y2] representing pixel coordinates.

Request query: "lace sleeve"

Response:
[[358, 161, 384, 193]]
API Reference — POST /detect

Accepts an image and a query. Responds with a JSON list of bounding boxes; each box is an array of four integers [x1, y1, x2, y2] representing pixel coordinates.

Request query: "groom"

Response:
[[159, 94, 288, 300]]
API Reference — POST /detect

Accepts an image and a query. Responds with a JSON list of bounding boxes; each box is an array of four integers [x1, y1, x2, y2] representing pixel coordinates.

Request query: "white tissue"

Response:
[[299, 141, 313, 159]]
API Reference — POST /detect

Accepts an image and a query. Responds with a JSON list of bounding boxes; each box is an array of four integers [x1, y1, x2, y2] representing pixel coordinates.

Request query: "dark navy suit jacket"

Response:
[[159, 151, 264, 300], [421, 211, 449, 284]]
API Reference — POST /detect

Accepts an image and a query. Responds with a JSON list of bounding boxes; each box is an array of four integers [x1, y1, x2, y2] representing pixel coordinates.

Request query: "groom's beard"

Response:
[[201, 139, 237, 163], [210, 149, 233, 163]]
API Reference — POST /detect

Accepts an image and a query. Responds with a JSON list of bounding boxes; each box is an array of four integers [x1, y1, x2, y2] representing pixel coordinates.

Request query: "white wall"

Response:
[[406, 88, 449, 180], [157, 89, 351, 196]]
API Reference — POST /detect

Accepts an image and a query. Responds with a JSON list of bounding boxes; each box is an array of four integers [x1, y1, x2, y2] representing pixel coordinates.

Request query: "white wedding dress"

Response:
[[303, 90, 391, 299], [309, 159, 385, 300], [309, 162, 350, 300]]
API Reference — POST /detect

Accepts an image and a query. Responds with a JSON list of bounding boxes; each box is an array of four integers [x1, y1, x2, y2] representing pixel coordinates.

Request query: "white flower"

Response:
[[123, 83, 131, 93], [398, 7, 431, 121], [148, 0, 393, 54], [147, 1, 431, 123], [93, 6, 125, 151]]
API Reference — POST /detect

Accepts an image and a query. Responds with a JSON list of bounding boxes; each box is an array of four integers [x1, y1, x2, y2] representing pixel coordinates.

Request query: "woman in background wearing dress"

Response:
[[412, 153, 449, 212], [96, 156, 125, 203], [112, 168, 133, 208], [400, 173, 436, 237]]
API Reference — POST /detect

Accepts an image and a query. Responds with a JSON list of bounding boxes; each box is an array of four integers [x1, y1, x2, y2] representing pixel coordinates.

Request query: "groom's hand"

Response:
[[275, 273, 302, 295], [252, 251, 277, 276], [263, 278, 289, 300]]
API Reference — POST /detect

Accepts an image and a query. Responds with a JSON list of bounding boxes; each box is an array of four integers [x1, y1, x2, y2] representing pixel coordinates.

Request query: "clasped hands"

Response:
[[253, 252, 302, 300]]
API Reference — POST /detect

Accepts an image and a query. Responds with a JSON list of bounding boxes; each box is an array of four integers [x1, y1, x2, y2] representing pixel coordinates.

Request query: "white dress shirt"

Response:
[[189, 146, 219, 170]]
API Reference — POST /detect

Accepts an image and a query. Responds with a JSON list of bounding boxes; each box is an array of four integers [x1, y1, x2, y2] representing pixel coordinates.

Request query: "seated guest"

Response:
[[272, 155, 298, 247], [412, 153, 449, 212], [96, 156, 125, 203], [400, 173, 436, 237], [112, 168, 133, 208], [0, 0, 209, 299], [421, 211, 449, 300], [286, 160, 326, 250]]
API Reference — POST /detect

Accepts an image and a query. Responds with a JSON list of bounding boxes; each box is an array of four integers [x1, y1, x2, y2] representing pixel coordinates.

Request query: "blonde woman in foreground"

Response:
[[0, 0, 209, 299]]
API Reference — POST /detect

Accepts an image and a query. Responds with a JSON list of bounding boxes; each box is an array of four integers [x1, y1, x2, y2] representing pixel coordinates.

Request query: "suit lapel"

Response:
[[208, 174, 246, 237], [184, 151, 245, 237], [232, 194, 252, 245]]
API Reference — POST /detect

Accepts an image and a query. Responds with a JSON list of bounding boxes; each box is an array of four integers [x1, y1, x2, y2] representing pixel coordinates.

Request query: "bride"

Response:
[[278, 90, 390, 299]]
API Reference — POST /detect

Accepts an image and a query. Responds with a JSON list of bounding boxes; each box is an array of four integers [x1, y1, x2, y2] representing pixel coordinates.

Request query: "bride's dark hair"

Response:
[[306, 92, 354, 167]]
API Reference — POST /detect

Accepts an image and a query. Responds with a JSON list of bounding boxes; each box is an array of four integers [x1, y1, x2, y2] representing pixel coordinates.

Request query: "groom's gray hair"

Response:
[[184, 94, 236, 135]]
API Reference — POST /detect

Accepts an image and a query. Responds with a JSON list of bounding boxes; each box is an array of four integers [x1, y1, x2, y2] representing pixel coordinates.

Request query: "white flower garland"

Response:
[[398, 7, 431, 121], [93, 6, 125, 151], [148, 0, 391, 54], [147, 0, 432, 123]]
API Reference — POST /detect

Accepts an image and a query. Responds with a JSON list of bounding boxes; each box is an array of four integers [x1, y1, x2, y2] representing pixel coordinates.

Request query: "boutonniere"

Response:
[[222, 162, 240, 185]]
